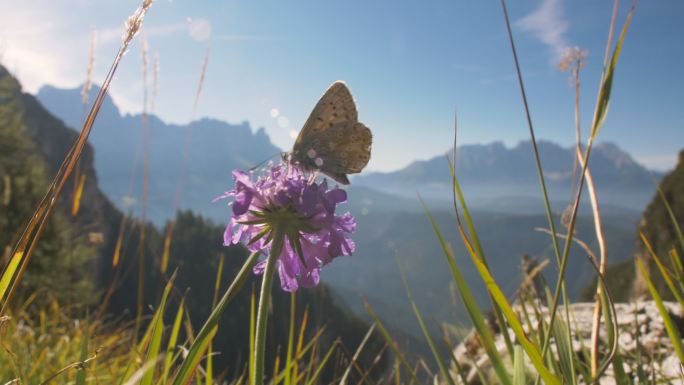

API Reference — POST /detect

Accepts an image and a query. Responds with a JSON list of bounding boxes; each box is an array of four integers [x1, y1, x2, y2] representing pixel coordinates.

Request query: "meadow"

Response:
[[2, 0, 684, 384]]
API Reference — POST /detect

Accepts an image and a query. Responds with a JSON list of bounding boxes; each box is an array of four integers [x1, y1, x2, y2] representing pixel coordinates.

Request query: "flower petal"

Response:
[[221, 161, 357, 292]]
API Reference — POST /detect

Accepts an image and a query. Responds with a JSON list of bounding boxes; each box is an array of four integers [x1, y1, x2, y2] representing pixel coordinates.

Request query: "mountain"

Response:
[[633, 150, 684, 298], [326, 205, 638, 335], [38, 85, 657, 221], [1, 69, 383, 378], [37, 84, 281, 225], [0, 66, 102, 304], [353, 140, 660, 212], [36, 84, 644, 338]]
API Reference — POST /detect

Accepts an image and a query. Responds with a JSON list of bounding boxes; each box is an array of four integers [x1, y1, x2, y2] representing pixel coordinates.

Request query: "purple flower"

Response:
[[218, 162, 356, 292]]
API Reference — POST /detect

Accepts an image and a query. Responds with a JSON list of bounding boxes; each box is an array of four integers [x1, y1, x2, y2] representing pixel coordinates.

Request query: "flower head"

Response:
[[558, 46, 588, 72], [218, 162, 356, 292]]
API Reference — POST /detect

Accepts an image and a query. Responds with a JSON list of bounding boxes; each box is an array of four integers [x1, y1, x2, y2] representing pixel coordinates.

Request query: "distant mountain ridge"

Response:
[[37, 84, 280, 224], [353, 140, 660, 211], [38, 84, 659, 220], [34, 82, 646, 339]]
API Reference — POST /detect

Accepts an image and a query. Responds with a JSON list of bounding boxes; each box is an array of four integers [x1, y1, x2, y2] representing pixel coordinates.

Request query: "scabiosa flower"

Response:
[[217, 161, 356, 292]]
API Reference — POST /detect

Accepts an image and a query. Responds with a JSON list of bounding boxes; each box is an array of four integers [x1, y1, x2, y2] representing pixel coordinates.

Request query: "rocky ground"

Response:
[[451, 301, 684, 384]]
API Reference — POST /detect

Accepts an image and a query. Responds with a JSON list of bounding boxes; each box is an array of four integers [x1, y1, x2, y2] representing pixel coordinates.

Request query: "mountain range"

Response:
[[36, 84, 653, 337], [1, 65, 385, 377], [37, 84, 280, 225], [354, 140, 660, 212], [38, 84, 659, 223]]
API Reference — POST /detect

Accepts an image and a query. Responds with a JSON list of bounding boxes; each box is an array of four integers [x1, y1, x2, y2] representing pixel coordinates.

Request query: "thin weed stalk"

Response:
[[0, 0, 155, 313], [560, 41, 609, 379], [136, 31, 151, 328], [498, 3, 576, 377], [170, 251, 259, 385], [451, 111, 515, 361], [339, 323, 376, 385], [72, 27, 97, 216], [253, 234, 281, 385], [160, 48, 210, 275]]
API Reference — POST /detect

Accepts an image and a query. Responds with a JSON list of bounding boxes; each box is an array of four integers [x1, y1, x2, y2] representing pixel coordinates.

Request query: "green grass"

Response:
[[3, 0, 684, 384]]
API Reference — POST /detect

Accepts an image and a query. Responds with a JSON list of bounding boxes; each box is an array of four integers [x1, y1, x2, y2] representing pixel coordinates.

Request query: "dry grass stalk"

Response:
[[0, 0, 155, 313], [152, 52, 159, 114], [137, 31, 151, 322], [586, 0, 620, 377], [81, 28, 97, 111], [70, 173, 87, 218], [177, 48, 209, 209], [193, 48, 210, 115], [71, 29, 97, 216], [160, 50, 211, 275]]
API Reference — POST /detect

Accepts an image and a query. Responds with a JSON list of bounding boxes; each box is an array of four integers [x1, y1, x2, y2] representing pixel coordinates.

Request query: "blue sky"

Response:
[[0, 0, 682, 172]]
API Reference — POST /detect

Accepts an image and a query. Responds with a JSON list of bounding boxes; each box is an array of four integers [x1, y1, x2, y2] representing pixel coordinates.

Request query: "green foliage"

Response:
[[637, 151, 684, 298], [1, 59, 384, 382], [588, 151, 684, 302], [4, 0, 683, 383], [103, 210, 385, 383], [0, 66, 96, 307], [0, 301, 135, 383]]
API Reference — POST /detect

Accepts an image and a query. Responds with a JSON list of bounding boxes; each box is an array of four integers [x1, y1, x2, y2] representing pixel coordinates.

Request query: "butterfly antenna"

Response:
[[249, 152, 286, 172]]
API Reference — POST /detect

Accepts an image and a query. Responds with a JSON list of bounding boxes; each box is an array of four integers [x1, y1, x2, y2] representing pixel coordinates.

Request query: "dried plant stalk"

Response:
[[0, 0, 155, 313], [160, 50, 210, 275], [588, 0, 620, 377], [137, 31, 150, 322]]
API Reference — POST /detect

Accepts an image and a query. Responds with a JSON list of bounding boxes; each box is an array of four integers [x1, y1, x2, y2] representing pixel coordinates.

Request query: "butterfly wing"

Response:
[[316, 121, 372, 173], [292, 82, 372, 184], [295, 81, 358, 146]]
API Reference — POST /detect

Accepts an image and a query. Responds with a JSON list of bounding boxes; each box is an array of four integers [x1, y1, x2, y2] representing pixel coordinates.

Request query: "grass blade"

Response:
[[612, 353, 630, 385], [590, 1, 636, 139], [0, 251, 22, 303], [160, 221, 175, 274], [421, 200, 512, 385], [640, 232, 684, 307], [304, 340, 339, 385], [249, 288, 256, 385], [70, 173, 87, 218], [513, 345, 525, 385], [271, 327, 328, 385], [550, 317, 573, 383], [293, 306, 310, 382], [467, 244, 560, 385], [171, 251, 259, 385], [397, 256, 455, 385], [448, 155, 515, 359], [141, 272, 177, 385], [161, 297, 185, 385], [75, 317, 90, 385], [363, 301, 421, 384], [339, 323, 376, 385], [203, 253, 225, 385], [636, 258, 684, 363], [112, 215, 127, 267], [656, 184, 684, 258], [0, 0, 154, 313]]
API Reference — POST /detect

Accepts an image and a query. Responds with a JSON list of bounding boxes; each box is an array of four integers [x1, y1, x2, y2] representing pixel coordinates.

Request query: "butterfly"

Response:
[[290, 81, 372, 185]]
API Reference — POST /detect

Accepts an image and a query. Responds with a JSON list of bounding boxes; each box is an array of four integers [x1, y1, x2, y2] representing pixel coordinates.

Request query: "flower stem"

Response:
[[254, 230, 283, 385]]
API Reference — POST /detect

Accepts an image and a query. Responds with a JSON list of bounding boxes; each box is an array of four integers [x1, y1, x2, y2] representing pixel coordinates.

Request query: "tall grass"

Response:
[[0, 0, 154, 312], [4, 0, 684, 384], [366, 1, 652, 384], [161, 48, 210, 277]]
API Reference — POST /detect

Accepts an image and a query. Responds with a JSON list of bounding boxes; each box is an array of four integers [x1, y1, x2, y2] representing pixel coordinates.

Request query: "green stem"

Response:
[[171, 251, 260, 385], [254, 231, 283, 385]]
